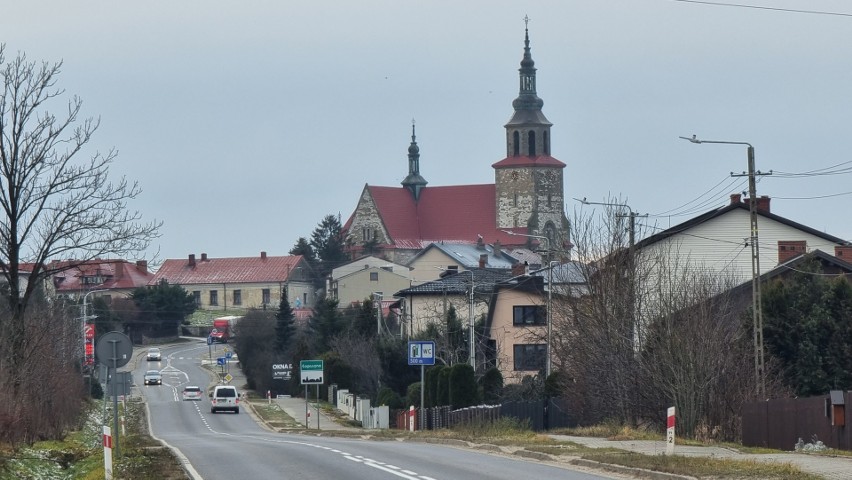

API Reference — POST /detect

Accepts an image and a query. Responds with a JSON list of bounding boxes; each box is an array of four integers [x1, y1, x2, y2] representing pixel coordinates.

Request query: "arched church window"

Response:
[[528, 131, 536, 156], [544, 131, 549, 155], [513, 131, 520, 156]]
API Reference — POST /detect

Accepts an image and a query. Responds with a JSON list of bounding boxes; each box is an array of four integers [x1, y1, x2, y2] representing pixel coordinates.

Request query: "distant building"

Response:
[[343, 24, 569, 264], [328, 256, 412, 308], [149, 252, 314, 311], [50, 258, 154, 302]]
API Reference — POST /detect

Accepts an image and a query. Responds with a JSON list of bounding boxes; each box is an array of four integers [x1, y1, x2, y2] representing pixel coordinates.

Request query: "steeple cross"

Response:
[[524, 15, 530, 28]]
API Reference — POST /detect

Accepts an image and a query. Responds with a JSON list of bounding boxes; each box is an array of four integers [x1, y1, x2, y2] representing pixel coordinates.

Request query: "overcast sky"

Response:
[[3, 1, 851, 265]]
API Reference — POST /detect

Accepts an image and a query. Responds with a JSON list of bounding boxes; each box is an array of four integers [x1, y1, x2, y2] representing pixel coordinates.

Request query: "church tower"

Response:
[[401, 121, 427, 200], [493, 19, 568, 253]]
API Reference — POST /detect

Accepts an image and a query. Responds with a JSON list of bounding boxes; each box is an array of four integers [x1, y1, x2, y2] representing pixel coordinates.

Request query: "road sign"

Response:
[[300, 359, 324, 384], [226, 351, 233, 359], [95, 331, 133, 368], [408, 340, 436, 365], [224, 373, 233, 383], [272, 363, 292, 380], [207, 335, 213, 346], [217, 357, 226, 366]]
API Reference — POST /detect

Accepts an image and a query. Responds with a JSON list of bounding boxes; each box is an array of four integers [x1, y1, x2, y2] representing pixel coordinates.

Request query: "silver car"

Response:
[[146, 347, 161, 361], [143, 370, 162, 385]]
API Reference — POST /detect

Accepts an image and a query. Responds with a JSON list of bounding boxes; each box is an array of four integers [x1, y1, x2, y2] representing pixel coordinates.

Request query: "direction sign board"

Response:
[[217, 357, 226, 366], [272, 363, 292, 380], [408, 340, 436, 365], [300, 359, 324, 385]]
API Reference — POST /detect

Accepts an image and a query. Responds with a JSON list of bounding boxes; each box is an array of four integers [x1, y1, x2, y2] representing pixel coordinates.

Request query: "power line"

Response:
[[672, 0, 852, 17]]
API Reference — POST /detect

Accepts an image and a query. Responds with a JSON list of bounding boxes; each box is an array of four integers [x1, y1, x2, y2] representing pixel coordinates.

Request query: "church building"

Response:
[[343, 25, 569, 265]]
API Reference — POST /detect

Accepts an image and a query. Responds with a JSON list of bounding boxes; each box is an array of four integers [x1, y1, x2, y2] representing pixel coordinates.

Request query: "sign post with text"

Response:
[[408, 341, 435, 429], [300, 360, 324, 429], [666, 406, 676, 455]]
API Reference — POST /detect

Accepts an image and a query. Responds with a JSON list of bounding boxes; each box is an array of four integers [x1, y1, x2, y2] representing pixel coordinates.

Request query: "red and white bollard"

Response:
[[409, 406, 416, 432], [666, 406, 676, 455]]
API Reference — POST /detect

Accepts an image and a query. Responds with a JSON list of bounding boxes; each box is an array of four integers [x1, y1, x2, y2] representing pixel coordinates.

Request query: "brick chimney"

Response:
[[201, 253, 208, 261], [756, 195, 771, 213], [835, 245, 852, 261], [730, 193, 742, 205], [479, 254, 488, 268], [136, 260, 148, 274], [188, 254, 196, 267], [261, 251, 267, 260], [511, 261, 530, 277], [778, 240, 806, 264]]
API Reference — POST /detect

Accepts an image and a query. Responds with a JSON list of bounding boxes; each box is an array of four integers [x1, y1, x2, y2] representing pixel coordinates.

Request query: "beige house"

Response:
[[328, 256, 411, 307], [149, 252, 314, 312], [406, 240, 521, 286], [485, 275, 549, 384]]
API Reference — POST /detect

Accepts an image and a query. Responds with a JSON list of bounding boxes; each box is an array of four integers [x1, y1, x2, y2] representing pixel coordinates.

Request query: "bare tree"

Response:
[[0, 46, 160, 321], [0, 47, 159, 378]]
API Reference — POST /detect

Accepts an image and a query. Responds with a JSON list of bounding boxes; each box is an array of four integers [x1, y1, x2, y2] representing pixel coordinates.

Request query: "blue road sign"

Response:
[[207, 335, 213, 346], [226, 352, 232, 359], [408, 341, 436, 366], [217, 357, 226, 366]]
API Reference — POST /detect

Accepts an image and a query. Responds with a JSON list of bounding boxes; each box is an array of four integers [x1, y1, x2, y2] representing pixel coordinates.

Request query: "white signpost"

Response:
[[666, 406, 676, 455], [103, 425, 113, 480]]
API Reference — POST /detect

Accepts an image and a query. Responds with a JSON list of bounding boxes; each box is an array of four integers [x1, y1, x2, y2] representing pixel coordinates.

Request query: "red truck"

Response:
[[209, 315, 242, 343]]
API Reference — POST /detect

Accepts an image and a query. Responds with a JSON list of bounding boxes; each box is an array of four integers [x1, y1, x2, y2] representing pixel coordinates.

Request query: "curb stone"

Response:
[[569, 459, 697, 480]]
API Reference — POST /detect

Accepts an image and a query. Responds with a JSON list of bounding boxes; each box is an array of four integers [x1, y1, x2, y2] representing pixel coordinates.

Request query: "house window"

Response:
[[514, 344, 546, 371], [513, 305, 546, 326], [233, 290, 242, 306], [370, 272, 379, 281], [210, 290, 218, 306], [193, 291, 201, 307], [303, 293, 308, 306], [262, 288, 270, 305]]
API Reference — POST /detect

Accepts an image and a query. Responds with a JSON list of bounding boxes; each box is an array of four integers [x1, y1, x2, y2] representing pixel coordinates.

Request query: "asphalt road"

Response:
[[137, 340, 618, 480]]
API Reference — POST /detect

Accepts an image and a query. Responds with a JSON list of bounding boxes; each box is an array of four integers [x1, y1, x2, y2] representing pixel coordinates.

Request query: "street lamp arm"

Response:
[[680, 135, 752, 148]]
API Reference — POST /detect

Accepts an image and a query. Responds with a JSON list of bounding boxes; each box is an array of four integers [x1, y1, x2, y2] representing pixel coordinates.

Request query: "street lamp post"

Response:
[[502, 230, 555, 378], [680, 134, 767, 397]]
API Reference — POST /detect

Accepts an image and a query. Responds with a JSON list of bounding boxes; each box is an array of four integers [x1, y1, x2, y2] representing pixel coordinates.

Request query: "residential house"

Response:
[[484, 261, 587, 384], [50, 258, 154, 303], [635, 194, 849, 283], [393, 268, 512, 340], [406, 239, 523, 285], [343, 25, 569, 264], [149, 252, 314, 311], [329, 256, 412, 308]]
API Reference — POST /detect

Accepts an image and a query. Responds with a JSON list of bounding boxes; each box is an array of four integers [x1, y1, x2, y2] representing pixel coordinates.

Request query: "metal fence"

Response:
[[392, 399, 576, 432], [742, 391, 851, 451]]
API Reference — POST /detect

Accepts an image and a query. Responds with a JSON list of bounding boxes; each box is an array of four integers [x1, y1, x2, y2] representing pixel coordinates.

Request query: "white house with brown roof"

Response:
[[149, 252, 314, 312]]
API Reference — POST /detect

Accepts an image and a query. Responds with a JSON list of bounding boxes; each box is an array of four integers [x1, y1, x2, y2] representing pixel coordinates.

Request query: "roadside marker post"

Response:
[[666, 406, 676, 455], [103, 426, 113, 480]]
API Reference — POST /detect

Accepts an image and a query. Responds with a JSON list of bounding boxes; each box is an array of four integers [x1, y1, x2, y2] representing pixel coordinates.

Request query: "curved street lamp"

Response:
[[680, 134, 766, 398]]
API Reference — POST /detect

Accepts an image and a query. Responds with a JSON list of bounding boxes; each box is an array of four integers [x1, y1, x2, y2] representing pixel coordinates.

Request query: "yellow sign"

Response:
[[224, 373, 233, 383]]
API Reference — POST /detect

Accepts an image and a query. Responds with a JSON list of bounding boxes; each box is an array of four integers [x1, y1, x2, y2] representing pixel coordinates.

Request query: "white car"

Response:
[[143, 370, 162, 385], [210, 385, 239, 413], [146, 347, 161, 361], [182, 385, 203, 401]]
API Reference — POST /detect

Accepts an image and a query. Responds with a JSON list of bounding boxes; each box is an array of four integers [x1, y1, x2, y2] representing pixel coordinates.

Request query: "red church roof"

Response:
[[353, 184, 531, 249]]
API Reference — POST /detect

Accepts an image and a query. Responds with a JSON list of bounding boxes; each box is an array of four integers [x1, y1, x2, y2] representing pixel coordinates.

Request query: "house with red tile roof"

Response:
[[343, 25, 569, 265], [149, 252, 314, 312], [50, 258, 154, 302]]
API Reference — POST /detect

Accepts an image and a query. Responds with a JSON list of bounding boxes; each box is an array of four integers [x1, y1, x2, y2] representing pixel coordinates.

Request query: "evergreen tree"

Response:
[[308, 297, 343, 353], [310, 214, 347, 277], [289, 236, 316, 263], [275, 288, 296, 354], [130, 280, 196, 337], [762, 259, 852, 396]]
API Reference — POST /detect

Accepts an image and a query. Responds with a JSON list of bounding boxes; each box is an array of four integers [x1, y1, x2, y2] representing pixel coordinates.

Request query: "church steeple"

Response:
[[505, 16, 552, 157], [401, 120, 427, 200]]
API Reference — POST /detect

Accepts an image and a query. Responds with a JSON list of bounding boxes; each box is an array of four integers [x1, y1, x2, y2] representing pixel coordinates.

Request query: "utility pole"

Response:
[[681, 135, 771, 398]]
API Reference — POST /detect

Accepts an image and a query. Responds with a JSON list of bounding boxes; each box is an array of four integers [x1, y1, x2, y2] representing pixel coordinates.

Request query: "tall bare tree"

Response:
[[0, 46, 159, 320]]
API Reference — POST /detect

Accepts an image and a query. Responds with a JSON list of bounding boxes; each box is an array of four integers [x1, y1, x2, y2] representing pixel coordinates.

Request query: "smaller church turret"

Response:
[[401, 120, 428, 200]]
